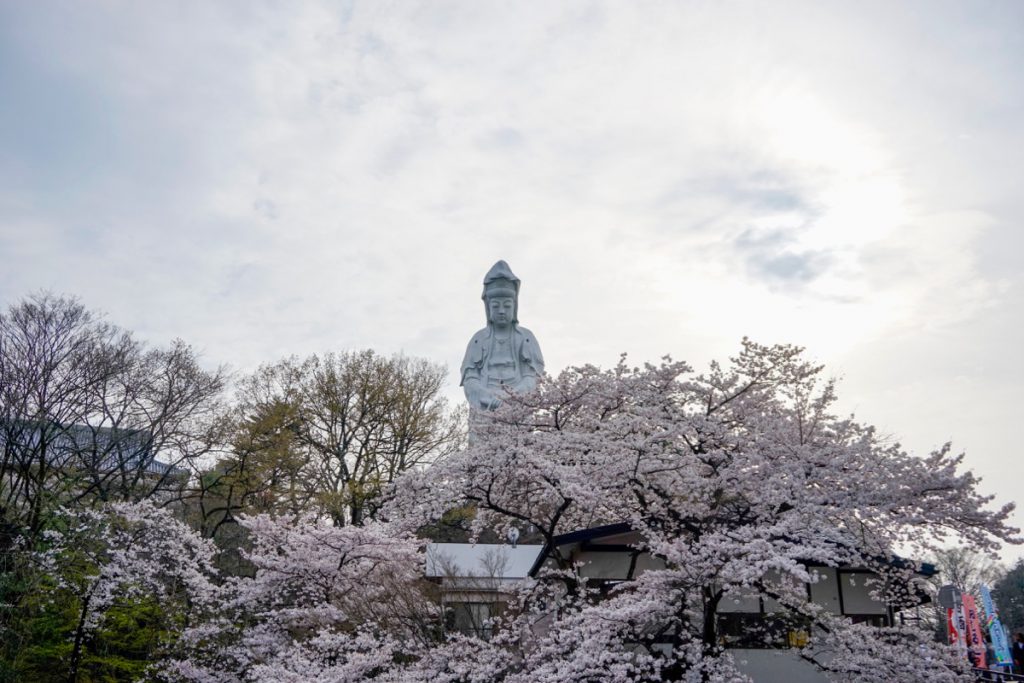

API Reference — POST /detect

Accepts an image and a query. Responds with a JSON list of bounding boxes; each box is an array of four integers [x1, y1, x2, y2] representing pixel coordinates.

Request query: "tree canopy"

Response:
[[155, 340, 1017, 682], [0, 295, 464, 682], [1, 294, 1017, 682], [193, 350, 464, 537], [381, 340, 1017, 681]]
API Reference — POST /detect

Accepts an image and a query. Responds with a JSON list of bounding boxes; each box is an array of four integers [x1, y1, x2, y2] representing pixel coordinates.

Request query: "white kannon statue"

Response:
[[460, 261, 545, 410]]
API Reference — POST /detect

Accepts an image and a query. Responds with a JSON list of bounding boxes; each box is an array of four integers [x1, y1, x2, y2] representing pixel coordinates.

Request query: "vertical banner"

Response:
[[949, 602, 968, 649], [980, 585, 1013, 666], [963, 594, 987, 669], [947, 607, 964, 647]]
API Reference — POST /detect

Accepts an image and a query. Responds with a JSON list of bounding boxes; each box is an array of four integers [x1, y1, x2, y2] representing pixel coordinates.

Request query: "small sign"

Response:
[[937, 584, 960, 609]]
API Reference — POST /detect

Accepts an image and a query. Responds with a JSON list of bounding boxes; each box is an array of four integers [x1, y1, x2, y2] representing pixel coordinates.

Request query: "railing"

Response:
[[975, 667, 1024, 682]]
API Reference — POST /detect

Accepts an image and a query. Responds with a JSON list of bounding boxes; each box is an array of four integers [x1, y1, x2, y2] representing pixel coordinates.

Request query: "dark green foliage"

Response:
[[0, 557, 75, 683], [994, 559, 1024, 635], [0, 534, 184, 682], [80, 596, 180, 682]]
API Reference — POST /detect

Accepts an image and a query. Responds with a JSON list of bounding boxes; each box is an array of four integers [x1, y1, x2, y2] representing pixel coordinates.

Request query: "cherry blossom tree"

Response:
[[387, 339, 1017, 682], [160, 514, 440, 683], [160, 340, 1016, 682]]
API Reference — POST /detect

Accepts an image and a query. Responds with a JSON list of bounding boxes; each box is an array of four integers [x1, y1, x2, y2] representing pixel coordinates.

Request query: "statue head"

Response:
[[481, 260, 520, 326]]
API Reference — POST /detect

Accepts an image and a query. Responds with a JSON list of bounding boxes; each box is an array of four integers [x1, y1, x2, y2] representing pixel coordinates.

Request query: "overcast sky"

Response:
[[2, 2, 1022, 559]]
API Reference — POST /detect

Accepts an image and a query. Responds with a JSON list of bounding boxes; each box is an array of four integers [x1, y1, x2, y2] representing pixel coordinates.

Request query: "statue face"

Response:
[[487, 296, 514, 326]]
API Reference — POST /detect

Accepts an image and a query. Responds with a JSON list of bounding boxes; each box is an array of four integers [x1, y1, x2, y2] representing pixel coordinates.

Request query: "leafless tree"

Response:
[[0, 293, 226, 540], [931, 546, 1005, 594], [918, 546, 1006, 640]]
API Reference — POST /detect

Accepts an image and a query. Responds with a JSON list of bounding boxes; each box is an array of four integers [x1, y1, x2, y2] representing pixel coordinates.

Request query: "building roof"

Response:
[[527, 521, 939, 578], [528, 522, 633, 576], [0, 420, 183, 476]]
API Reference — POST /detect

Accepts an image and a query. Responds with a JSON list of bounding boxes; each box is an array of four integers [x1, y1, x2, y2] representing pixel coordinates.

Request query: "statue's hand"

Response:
[[465, 380, 502, 411], [477, 386, 502, 410], [511, 374, 538, 395]]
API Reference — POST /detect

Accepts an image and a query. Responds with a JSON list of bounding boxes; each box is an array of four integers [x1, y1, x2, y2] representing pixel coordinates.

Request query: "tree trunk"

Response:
[[700, 589, 723, 683], [67, 591, 91, 683]]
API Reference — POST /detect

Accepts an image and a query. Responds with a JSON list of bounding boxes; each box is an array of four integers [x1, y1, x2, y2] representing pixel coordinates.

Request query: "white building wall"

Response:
[[808, 567, 841, 614], [840, 571, 888, 615]]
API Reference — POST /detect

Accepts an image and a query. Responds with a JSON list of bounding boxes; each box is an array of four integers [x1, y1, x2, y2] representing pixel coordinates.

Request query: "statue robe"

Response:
[[460, 325, 544, 408]]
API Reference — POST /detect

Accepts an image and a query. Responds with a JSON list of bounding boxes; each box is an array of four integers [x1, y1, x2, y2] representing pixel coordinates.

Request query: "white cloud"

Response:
[[1, 0, 1022, 556]]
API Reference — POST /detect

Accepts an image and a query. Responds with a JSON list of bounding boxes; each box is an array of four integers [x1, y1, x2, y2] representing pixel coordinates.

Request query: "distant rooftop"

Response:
[[0, 420, 183, 476]]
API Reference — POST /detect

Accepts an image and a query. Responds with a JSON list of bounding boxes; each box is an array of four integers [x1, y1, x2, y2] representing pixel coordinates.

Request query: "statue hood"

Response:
[[481, 260, 521, 325]]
